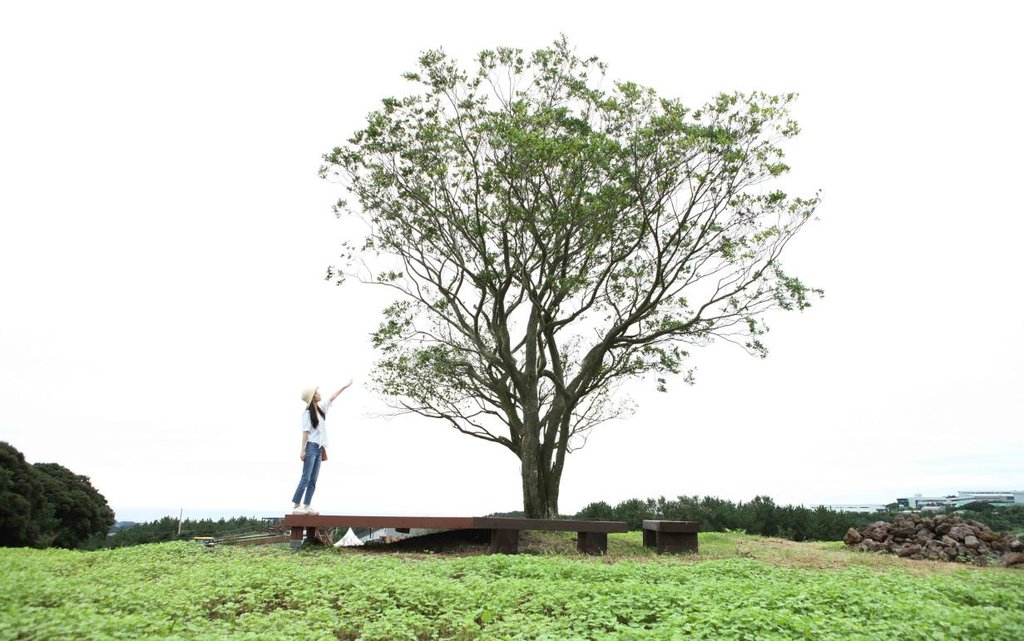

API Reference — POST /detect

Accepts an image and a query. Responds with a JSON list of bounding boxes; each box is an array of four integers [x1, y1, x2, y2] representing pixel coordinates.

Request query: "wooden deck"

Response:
[[283, 514, 628, 555]]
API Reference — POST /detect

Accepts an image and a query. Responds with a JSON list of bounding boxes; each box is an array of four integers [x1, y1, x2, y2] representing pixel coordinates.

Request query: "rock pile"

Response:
[[844, 513, 1024, 567]]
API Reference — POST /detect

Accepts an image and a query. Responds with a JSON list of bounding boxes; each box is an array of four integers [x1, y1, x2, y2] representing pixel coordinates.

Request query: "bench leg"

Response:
[[656, 531, 698, 554], [290, 526, 304, 549], [643, 529, 656, 548], [304, 526, 323, 546], [577, 531, 608, 555], [489, 529, 519, 554]]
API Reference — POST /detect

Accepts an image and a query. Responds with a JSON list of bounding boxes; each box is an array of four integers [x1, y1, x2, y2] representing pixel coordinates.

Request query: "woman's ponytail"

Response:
[[308, 402, 326, 429]]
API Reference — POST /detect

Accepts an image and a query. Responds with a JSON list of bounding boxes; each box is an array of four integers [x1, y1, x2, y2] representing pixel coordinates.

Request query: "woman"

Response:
[[291, 379, 352, 515]]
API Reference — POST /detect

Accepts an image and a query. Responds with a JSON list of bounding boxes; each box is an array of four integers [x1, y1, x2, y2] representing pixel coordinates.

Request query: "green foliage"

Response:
[[612, 498, 659, 530], [1, 541, 1022, 640], [948, 505, 1024, 536], [321, 37, 822, 518], [485, 510, 527, 518], [105, 516, 270, 548], [0, 443, 116, 550], [32, 463, 115, 550], [588, 496, 1024, 543], [961, 501, 995, 512], [583, 495, 886, 541], [576, 501, 614, 521], [0, 442, 49, 548]]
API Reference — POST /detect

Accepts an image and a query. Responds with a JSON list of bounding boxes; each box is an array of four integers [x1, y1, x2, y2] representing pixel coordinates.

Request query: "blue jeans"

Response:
[[292, 441, 322, 505]]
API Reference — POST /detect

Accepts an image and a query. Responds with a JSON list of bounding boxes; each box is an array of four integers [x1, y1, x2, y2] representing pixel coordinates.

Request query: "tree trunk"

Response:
[[520, 432, 560, 518]]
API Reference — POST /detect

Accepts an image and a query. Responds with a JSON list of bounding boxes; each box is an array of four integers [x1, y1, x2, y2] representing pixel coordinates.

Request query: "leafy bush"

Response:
[[0, 442, 49, 547], [0, 441, 115, 549], [611, 498, 658, 530], [953, 504, 1024, 534], [575, 501, 614, 521], [33, 462, 115, 549]]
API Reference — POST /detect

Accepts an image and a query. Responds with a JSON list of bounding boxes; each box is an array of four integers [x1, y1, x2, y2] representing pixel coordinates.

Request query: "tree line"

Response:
[[573, 495, 1024, 541], [105, 516, 271, 548], [0, 441, 115, 549], [955, 502, 1024, 535]]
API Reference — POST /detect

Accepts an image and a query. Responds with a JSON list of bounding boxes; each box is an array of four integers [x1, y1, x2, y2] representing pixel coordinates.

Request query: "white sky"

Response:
[[2, 1, 1022, 523]]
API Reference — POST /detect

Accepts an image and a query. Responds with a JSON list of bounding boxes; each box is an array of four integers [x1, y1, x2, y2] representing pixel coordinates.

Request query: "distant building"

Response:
[[896, 491, 1023, 511], [952, 490, 1023, 507], [823, 504, 888, 513], [896, 494, 952, 511]]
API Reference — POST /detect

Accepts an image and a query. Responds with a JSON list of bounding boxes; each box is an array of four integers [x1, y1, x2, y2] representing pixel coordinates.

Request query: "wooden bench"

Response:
[[642, 520, 700, 553], [282, 514, 628, 555]]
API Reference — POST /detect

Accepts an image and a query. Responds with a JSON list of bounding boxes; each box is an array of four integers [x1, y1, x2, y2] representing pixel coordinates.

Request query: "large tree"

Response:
[[33, 462, 115, 549], [0, 442, 116, 549], [0, 442, 49, 547], [322, 39, 820, 518]]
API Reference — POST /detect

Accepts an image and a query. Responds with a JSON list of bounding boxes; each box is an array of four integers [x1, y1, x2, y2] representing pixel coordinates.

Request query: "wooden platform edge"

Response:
[[283, 515, 629, 555], [473, 517, 627, 533], [641, 520, 700, 533], [282, 515, 478, 530], [283, 514, 629, 533]]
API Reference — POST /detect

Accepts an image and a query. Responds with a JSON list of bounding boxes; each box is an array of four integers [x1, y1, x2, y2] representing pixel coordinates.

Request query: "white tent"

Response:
[[334, 528, 364, 547]]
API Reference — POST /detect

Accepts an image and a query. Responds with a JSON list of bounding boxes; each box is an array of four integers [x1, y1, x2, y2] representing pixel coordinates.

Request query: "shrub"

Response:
[[33, 462, 115, 549], [0, 442, 49, 547]]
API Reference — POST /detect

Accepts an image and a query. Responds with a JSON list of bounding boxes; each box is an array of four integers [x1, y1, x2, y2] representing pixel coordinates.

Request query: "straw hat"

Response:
[[300, 387, 318, 405]]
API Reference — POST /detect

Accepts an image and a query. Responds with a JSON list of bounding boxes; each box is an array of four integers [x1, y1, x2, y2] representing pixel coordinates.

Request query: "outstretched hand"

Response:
[[330, 378, 354, 402]]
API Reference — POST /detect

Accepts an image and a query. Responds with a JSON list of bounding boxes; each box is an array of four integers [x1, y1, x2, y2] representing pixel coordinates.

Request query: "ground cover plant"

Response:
[[2, 532, 1022, 640]]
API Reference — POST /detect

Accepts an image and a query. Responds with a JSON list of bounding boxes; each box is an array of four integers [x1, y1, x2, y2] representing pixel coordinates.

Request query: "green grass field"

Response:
[[2, 532, 1022, 640]]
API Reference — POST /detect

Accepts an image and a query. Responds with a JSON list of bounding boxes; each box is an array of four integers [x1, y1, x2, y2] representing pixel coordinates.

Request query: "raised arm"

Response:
[[329, 378, 353, 402]]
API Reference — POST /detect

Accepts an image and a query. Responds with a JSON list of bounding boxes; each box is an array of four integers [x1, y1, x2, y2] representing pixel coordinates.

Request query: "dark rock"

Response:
[[948, 525, 973, 541], [1002, 552, 1024, 568], [864, 522, 889, 542], [897, 544, 922, 558], [923, 541, 945, 560], [844, 512, 1017, 566], [891, 518, 917, 539]]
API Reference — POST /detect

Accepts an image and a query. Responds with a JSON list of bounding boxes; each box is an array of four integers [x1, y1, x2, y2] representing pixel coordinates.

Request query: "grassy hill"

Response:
[[2, 531, 1022, 640]]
